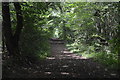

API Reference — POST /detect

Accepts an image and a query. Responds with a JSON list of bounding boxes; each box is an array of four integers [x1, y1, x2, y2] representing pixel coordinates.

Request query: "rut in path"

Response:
[[4, 39, 119, 78]]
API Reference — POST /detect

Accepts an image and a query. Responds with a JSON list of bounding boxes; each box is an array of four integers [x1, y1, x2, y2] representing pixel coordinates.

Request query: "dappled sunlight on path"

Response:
[[46, 49, 88, 60], [4, 39, 119, 78], [31, 39, 118, 78]]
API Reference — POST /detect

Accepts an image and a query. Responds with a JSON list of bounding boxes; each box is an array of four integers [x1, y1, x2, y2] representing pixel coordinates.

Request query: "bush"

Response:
[[66, 41, 119, 70], [19, 23, 50, 62]]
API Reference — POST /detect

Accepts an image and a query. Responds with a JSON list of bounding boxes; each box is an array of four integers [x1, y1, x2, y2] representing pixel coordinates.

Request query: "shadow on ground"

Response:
[[2, 39, 119, 78]]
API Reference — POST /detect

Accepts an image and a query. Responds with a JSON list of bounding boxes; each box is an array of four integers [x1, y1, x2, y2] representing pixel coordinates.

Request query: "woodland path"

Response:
[[4, 39, 119, 78]]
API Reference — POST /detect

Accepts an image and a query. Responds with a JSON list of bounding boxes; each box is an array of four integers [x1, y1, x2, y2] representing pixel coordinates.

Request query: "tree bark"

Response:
[[2, 2, 23, 56], [2, 2, 15, 56], [13, 2, 23, 48], [2, 33, 5, 53]]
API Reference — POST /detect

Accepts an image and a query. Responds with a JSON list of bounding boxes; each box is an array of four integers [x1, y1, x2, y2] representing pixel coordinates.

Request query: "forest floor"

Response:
[[2, 40, 119, 79]]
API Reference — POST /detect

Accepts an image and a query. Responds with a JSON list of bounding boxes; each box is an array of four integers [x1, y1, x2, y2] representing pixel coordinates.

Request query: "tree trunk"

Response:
[[118, 2, 120, 56], [2, 2, 15, 56], [2, 2, 23, 57], [13, 2, 23, 48], [2, 33, 5, 53], [63, 20, 67, 42]]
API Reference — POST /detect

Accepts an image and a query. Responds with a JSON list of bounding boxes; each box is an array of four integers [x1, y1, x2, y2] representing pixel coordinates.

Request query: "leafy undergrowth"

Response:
[[93, 52, 119, 70], [66, 43, 119, 70], [2, 50, 51, 78], [2, 42, 119, 78]]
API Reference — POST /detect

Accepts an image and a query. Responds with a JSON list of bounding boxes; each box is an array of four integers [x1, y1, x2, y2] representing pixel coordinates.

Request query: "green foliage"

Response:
[[3, 2, 119, 70], [19, 3, 54, 62], [64, 2, 119, 70], [67, 41, 118, 69], [94, 51, 119, 69], [19, 21, 50, 61]]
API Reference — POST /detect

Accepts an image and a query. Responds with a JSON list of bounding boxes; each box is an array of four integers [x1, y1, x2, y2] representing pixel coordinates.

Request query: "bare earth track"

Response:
[[3, 39, 119, 78]]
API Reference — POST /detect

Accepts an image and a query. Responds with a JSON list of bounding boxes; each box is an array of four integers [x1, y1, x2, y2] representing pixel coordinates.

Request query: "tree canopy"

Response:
[[1, 2, 120, 78]]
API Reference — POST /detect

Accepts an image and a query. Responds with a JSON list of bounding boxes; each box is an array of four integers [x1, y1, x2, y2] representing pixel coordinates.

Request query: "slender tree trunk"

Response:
[[2, 2, 23, 57], [2, 33, 5, 53], [2, 2, 15, 56], [63, 20, 66, 41], [118, 2, 120, 56], [13, 2, 23, 48]]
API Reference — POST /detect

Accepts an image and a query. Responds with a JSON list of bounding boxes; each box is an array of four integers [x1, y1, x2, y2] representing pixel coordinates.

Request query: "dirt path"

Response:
[[3, 39, 119, 78], [30, 42, 118, 78]]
